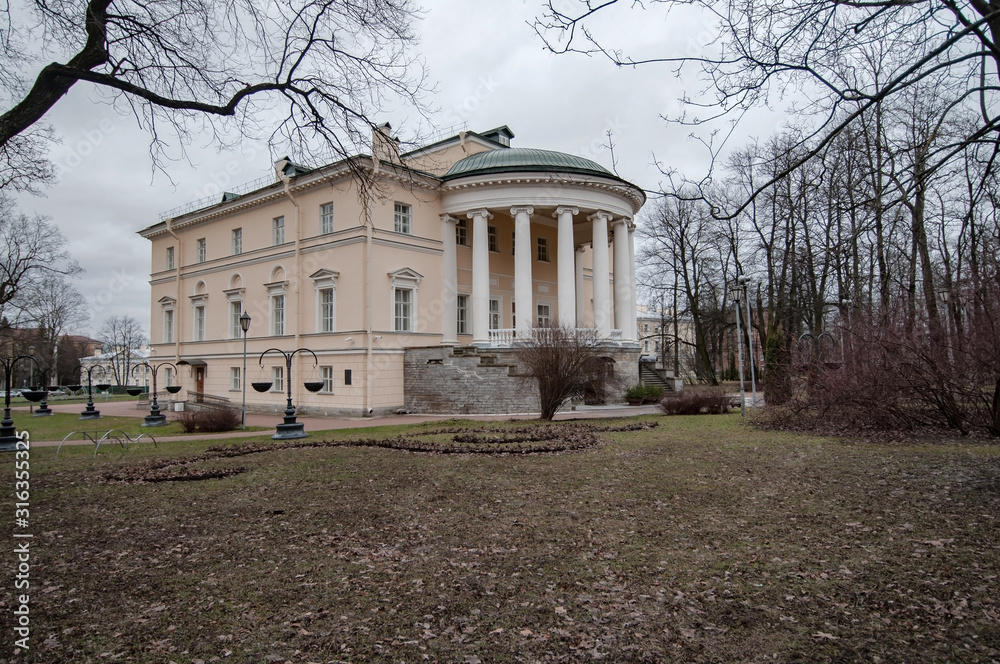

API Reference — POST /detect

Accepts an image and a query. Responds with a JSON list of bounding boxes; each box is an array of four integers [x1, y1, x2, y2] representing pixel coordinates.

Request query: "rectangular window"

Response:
[[320, 366, 334, 392], [489, 298, 501, 330], [273, 216, 285, 245], [230, 367, 241, 391], [319, 288, 335, 333], [194, 305, 205, 341], [394, 288, 412, 331], [232, 228, 242, 255], [271, 294, 285, 335], [488, 225, 498, 252], [394, 202, 412, 234], [344, 369, 352, 385], [456, 219, 468, 246], [537, 304, 551, 327], [511, 231, 515, 255], [230, 301, 242, 338], [165, 246, 175, 270], [164, 368, 174, 387], [163, 309, 174, 343], [537, 237, 549, 262], [196, 238, 206, 263], [457, 295, 469, 335], [272, 366, 284, 392], [320, 202, 334, 234]]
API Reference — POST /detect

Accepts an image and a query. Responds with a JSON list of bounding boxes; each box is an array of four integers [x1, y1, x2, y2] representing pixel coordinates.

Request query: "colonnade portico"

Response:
[[440, 205, 637, 347]]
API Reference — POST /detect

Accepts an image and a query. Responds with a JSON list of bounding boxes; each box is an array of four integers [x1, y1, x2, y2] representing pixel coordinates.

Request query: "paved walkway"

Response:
[[17, 399, 664, 447]]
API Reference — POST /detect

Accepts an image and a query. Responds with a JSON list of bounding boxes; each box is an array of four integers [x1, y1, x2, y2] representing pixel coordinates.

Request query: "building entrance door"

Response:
[[195, 367, 205, 402]]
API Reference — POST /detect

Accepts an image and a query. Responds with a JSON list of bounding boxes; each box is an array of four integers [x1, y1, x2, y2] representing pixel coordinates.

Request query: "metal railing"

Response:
[[486, 328, 624, 347]]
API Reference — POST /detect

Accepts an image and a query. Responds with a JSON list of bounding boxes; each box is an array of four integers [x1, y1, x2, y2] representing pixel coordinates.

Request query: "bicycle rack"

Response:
[[56, 430, 157, 458]]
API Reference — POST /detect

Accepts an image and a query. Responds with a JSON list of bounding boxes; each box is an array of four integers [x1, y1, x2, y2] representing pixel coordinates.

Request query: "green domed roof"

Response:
[[444, 148, 616, 180]]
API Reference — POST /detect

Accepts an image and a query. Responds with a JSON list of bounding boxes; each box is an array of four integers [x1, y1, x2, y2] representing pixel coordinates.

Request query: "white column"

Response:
[[613, 217, 631, 339], [440, 214, 458, 345], [555, 206, 578, 328], [575, 245, 586, 327], [468, 208, 492, 346], [511, 206, 534, 336], [589, 211, 612, 338], [628, 222, 638, 342]]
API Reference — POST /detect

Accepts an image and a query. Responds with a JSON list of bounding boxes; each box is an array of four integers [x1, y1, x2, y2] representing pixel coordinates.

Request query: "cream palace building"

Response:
[[140, 125, 646, 416]]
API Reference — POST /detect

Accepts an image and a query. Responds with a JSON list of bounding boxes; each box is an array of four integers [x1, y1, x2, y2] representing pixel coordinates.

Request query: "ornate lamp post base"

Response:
[[79, 406, 102, 420], [34, 405, 52, 416], [142, 413, 168, 427], [0, 413, 20, 452], [272, 420, 307, 439]]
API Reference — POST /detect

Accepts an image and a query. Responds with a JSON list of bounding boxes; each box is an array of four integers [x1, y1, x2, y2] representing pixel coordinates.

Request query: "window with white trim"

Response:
[[227, 301, 242, 338], [271, 366, 284, 392], [488, 225, 498, 252], [394, 288, 413, 332], [456, 219, 468, 246], [489, 298, 501, 330], [394, 202, 412, 234], [319, 288, 335, 332], [165, 246, 175, 270], [311, 269, 339, 334], [230, 367, 241, 391], [164, 367, 174, 387], [232, 228, 242, 255], [320, 366, 334, 392], [271, 294, 285, 336], [163, 308, 174, 343], [193, 305, 206, 341], [537, 237, 549, 262], [196, 238, 206, 263], [537, 303, 551, 327], [320, 202, 334, 234], [388, 268, 422, 333], [273, 216, 285, 245], [457, 295, 469, 335]]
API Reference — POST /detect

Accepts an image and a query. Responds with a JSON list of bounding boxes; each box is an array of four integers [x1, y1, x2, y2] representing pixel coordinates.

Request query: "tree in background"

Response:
[[14, 275, 89, 385], [1, 0, 428, 192], [0, 195, 81, 318], [97, 315, 147, 388], [514, 327, 616, 420]]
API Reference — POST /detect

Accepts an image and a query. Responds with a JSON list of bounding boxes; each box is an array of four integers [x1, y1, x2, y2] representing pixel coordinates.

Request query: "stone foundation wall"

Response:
[[404, 345, 640, 415]]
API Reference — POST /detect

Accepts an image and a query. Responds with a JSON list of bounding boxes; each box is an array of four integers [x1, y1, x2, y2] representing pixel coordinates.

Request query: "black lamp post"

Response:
[[79, 364, 111, 420], [252, 347, 323, 440], [240, 311, 251, 430], [0, 354, 43, 452], [132, 361, 182, 427], [33, 347, 53, 417]]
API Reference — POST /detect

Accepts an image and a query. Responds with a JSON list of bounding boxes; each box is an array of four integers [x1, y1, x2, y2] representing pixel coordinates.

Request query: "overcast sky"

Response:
[[10, 0, 771, 338]]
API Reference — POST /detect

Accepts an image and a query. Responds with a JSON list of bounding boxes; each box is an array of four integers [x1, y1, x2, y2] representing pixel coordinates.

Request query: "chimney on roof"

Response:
[[372, 122, 401, 165]]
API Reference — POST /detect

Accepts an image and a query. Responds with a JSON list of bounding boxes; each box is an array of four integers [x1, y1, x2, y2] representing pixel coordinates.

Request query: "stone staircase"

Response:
[[639, 363, 674, 391]]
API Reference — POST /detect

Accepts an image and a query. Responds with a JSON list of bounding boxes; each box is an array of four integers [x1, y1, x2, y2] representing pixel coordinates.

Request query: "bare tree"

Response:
[[1, 0, 428, 192], [97, 314, 147, 387], [514, 327, 613, 420], [0, 195, 81, 321], [14, 275, 89, 385], [534, 1, 1000, 215]]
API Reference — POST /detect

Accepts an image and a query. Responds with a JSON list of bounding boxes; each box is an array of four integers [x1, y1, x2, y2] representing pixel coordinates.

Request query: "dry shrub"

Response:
[[176, 406, 241, 433], [771, 278, 1000, 437], [659, 388, 731, 415]]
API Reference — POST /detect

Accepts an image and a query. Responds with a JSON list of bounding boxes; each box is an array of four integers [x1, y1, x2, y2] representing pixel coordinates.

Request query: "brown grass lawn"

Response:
[[3, 415, 1000, 663]]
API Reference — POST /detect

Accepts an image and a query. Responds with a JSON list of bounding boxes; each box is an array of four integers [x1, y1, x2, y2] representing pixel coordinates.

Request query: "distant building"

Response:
[[140, 125, 646, 415]]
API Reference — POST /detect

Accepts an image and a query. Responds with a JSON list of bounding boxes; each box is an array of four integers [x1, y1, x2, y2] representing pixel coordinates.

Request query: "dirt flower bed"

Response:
[[3, 415, 999, 663]]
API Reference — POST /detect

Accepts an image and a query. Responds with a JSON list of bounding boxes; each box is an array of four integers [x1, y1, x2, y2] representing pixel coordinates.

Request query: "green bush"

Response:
[[625, 385, 646, 400]]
